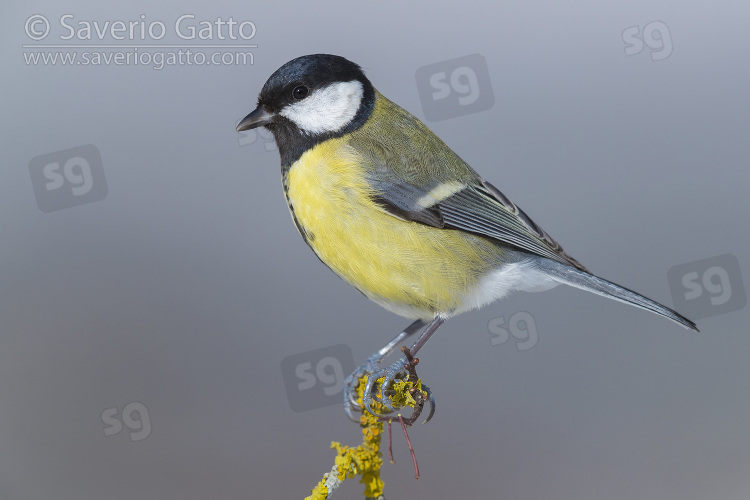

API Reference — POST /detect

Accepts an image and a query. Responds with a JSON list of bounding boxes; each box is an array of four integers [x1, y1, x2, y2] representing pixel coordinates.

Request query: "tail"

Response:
[[537, 258, 699, 332]]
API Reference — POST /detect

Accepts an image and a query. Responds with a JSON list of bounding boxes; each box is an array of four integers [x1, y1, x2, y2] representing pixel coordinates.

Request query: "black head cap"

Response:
[[258, 54, 369, 112]]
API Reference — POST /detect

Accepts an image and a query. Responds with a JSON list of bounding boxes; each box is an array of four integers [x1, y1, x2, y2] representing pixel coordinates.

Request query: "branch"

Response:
[[304, 367, 428, 499]]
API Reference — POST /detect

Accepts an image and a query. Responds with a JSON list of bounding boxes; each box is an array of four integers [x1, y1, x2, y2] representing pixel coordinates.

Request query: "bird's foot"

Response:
[[346, 346, 435, 425], [343, 352, 386, 421]]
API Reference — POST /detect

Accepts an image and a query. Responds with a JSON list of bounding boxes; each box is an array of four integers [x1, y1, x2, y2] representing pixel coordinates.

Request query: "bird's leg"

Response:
[[362, 316, 446, 421], [343, 319, 426, 421], [407, 316, 446, 358]]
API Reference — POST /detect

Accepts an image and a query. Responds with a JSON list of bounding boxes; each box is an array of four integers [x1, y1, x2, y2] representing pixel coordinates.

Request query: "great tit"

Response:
[[237, 54, 698, 417]]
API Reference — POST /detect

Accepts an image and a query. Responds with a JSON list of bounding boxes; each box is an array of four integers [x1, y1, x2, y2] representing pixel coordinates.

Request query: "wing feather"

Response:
[[368, 173, 587, 272]]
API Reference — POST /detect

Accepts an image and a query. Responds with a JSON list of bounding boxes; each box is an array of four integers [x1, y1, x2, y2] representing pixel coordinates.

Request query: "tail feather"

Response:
[[537, 258, 699, 332]]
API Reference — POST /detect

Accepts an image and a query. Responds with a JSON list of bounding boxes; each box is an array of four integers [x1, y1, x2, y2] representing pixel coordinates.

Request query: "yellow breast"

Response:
[[284, 138, 503, 319]]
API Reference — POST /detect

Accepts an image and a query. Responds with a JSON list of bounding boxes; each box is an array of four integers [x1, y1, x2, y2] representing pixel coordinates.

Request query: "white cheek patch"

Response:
[[280, 80, 364, 135]]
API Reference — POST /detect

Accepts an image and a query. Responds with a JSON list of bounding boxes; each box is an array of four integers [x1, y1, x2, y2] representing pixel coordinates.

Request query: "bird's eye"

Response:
[[292, 85, 309, 100]]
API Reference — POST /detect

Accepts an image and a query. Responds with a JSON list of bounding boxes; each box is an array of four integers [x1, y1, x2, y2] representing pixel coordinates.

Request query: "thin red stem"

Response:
[[399, 414, 419, 479], [387, 419, 395, 463]]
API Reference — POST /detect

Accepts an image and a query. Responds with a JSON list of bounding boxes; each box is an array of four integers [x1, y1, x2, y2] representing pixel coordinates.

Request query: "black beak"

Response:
[[236, 106, 273, 131]]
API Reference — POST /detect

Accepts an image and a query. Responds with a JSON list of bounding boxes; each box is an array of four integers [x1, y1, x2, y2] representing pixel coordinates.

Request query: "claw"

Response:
[[420, 383, 436, 424], [343, 384, 361, 422], [363, 389, 390, 418], [344, 372, 361, 407], [376, 359, 408, 411], [343, 366, 370, 422], [362, 368, 394, 417], [343, 352, 397, 421]]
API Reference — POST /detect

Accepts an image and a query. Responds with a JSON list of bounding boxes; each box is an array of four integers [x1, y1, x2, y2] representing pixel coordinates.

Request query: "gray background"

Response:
[[2, 0, 749, 499]]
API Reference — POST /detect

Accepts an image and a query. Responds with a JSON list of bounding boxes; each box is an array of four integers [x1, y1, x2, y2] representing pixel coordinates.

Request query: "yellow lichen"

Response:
[[303, 373, 423, 499], [306, 480, 329, 500]]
